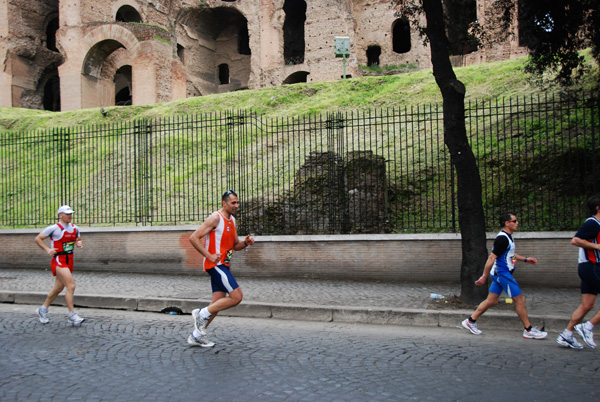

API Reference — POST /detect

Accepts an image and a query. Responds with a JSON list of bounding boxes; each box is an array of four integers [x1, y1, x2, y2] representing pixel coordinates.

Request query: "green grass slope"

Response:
[[0, 54, 597, 133]]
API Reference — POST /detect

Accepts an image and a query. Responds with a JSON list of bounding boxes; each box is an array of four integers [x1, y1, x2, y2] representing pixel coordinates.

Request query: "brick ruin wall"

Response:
[[0, 0, 527, 111]]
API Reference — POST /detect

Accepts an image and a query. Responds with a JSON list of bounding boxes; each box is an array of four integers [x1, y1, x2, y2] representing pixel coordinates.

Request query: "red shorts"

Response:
[[51, 254, 74, 276]]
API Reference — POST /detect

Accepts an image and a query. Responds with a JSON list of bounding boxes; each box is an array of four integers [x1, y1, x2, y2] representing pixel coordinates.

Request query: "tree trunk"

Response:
[[423, 0, 488, 303]]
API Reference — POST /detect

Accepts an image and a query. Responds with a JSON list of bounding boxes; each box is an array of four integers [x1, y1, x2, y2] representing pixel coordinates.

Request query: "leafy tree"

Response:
[[393, 0, 597, 303]]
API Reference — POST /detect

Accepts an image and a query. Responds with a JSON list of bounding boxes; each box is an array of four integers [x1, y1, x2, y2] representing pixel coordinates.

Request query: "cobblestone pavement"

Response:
[[1, 304, 598, 402]]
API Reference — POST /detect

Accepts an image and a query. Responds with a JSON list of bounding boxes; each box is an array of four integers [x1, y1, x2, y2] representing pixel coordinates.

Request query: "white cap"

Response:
[[57, 205, 74, 215]]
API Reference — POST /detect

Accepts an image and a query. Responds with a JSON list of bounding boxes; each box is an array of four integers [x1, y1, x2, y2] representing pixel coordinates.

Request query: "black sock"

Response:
[[469, 317, 476, 323], [525, 326, 532, 331]]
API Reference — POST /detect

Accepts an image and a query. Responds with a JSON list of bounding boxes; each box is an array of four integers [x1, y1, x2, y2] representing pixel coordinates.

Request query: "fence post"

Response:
[[325, 112, 346, 233], [134, 120, 153, 225]]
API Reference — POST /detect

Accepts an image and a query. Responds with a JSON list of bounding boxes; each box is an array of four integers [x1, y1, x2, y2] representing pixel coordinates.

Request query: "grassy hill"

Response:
[[0, 53, 597, 133]]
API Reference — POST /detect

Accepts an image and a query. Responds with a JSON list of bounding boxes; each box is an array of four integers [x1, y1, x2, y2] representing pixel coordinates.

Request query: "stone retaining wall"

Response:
[[0, 227, 578, 287]]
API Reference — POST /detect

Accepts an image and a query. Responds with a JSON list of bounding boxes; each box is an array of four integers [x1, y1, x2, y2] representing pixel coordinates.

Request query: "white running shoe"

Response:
[[523, 326, 547, 339], [187, 334, 215, 348], [68, 312, 84, 326], [36, 307, 49, 324], [575, 323, 596, 348], [192, 309, 209, 334], [461, 318, 482, 335], [556, 333, 584, 349]]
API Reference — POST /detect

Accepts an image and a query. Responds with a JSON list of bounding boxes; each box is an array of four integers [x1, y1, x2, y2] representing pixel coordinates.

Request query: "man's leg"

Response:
[[55, 267, 76, 312], [205, 291, 226, 329], [471, 292, 500, 321], [512, 294, 531, 328], [196, 288, 243, 330], [42, 277, 66, 308], [566, 294, 596, 331]]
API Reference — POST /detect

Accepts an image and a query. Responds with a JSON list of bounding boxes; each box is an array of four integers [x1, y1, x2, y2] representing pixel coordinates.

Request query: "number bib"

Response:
[[62, 241, 75, 254]]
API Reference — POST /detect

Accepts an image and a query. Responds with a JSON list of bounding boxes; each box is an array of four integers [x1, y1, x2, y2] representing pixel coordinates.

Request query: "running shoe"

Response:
[[187, 334, 215, 348], [523, 326, 547, 339], [68, 312, 84, 326], [556, 332, 584, 349], [575, 323, 596, 348], [36, 307, 49, 324], [461, 318, 482, 335], [192, 308, 209, 334]]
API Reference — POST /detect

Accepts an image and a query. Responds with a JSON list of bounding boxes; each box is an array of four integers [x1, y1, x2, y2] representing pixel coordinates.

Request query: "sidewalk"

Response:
[[0, 268, 582, 332]]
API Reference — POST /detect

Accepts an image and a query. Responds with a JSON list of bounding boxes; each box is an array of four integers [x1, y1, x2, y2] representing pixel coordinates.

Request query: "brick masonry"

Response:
[[0, 227, 578, 287]]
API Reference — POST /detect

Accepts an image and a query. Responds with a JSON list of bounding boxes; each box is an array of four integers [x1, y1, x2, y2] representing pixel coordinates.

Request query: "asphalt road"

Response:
[[1, 304, 597, 402]]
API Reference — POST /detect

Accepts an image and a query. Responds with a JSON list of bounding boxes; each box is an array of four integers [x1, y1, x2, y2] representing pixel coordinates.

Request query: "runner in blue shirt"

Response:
[[461, 213, 547, 339]]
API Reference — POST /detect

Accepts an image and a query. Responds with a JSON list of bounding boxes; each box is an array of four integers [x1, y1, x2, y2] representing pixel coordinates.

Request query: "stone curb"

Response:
[[0, 291, 567, 332]]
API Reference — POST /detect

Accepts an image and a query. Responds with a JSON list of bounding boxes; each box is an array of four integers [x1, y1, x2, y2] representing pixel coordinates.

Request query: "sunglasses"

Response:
[[507, 219, 518, 223], [222, 189, 237, 200]]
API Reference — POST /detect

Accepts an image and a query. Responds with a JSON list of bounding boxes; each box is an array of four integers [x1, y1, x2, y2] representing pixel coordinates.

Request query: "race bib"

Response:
[[63, 241, 75, 254]]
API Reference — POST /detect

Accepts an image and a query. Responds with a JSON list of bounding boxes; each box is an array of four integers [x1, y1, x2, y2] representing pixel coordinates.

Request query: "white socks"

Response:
[[585, 321, 595, 331], [200, 307, 211, 319]]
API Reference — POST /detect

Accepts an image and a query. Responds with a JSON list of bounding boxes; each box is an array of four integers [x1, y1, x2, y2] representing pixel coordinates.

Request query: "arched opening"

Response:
[[83, 40, 126, 78], [283, 0, 306, 65], [443, 0, 478, 55], [366, 45, 381, 67], [42, 69, 61, 111], [116, 5, 142, 23], [114, 65, 132, 106], [45, 15, 59, 52], [392, 18, 411, 54], [283, 71, 309, 84], [81, 39, 130, 108], [218, 63, 230, 84]]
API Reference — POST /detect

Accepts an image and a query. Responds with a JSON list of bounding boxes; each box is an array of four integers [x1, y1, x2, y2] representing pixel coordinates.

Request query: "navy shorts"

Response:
[[489, 271, 522, 298], [578, 262, 600, 295], [207, 265, 240, 294]]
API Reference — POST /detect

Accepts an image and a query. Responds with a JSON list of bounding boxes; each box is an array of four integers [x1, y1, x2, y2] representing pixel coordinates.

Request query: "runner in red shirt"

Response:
[[187, 190, 254, 347], [34, 205, 84, 325]]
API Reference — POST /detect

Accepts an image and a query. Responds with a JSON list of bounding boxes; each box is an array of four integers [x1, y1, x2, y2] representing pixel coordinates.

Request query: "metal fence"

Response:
[[1, 90, 598, 233]]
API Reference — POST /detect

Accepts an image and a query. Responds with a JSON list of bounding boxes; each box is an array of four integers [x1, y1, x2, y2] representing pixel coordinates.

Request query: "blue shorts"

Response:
[[207, 265, 240, 294], [489, 271, 522, 298], [578, 262, 600, 295]]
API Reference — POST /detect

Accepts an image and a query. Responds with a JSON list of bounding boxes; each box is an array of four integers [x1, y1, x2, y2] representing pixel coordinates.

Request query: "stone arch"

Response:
[[283, 0, 306, 65], [392, 18, 411, 54], [77, 25, 140, 108], [83, 40, 126, 78], [81, 25, 140, 78], [283, 71, 309, 84]]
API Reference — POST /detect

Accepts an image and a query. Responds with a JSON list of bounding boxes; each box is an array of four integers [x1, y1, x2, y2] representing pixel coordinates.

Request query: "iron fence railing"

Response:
[[1, 90, 598, 233]]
